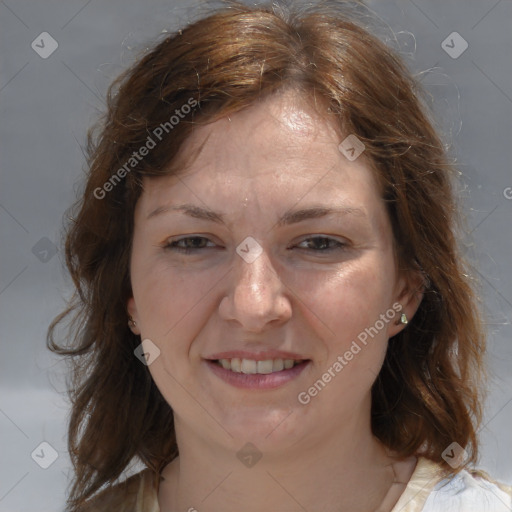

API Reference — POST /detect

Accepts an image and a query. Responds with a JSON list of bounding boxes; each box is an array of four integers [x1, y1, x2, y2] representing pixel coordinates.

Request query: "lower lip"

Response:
[[205, 360, 310, 389]]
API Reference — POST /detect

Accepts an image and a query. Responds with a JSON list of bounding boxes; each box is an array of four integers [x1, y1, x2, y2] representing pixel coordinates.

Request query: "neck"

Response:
[[158, 406, 412, 512]]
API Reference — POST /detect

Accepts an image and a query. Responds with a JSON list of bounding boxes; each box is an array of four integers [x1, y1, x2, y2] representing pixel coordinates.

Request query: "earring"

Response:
[[128, 315, 137, 328], [394, 308, 408, 325]]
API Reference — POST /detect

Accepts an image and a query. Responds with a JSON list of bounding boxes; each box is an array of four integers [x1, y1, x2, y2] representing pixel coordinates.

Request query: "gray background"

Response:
[[1, 0, 511, 510]]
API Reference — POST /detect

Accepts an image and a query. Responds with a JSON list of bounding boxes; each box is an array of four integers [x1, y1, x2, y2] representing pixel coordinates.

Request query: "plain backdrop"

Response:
[[1, 0, 511, 510]]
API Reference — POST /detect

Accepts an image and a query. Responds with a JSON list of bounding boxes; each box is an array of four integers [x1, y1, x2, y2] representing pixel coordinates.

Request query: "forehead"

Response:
[[189, 90, 343, 170], [136, 90, 384, 224]]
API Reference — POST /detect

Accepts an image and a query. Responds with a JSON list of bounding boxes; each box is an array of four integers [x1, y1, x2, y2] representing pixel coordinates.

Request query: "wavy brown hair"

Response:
[[48, 1, 486, 509]]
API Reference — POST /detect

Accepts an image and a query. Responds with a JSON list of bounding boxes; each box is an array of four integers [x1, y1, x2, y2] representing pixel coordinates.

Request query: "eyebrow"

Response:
[[146, 203, 367, 226]]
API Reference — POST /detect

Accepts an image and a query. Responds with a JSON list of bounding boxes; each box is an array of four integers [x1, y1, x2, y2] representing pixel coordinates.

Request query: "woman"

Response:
[[48, 1, 512, 511]]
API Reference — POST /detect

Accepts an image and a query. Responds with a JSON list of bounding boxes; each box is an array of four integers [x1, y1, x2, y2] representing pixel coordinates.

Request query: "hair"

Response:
[[48, 1, 486, 509]]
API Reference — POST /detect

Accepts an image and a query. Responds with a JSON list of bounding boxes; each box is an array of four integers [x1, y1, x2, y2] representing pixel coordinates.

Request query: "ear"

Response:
[[387, 269, 426, 338], [127, 296, 141, 335]]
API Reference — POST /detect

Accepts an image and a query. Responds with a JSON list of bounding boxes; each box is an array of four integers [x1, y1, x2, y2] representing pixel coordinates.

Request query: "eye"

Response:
[[162, 235, 347, 255], [163, 236, 217, 254], [294, 236, 347, 252]]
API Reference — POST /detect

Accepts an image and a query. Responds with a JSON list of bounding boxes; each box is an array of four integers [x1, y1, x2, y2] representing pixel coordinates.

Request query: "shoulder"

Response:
[[422, 466, 512, 512], [77, 469, 160, 512], [391, 457, 512, 512]]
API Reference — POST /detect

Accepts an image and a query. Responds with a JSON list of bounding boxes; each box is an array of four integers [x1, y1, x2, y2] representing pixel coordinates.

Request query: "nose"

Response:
[[218, 245, 292, 332]]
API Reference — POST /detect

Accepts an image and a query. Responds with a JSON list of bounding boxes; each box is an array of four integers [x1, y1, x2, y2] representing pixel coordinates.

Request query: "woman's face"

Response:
[[128, 91, 413, 454]]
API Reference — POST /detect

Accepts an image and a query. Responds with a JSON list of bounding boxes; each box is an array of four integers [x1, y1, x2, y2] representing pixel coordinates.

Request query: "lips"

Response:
[[217, 357, 303, 374], [206, 349, 307, 361], [205, 350, 310, 389]]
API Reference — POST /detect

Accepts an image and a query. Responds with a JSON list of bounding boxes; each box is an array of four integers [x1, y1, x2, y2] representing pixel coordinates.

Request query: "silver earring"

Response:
[[128, 316, 137, 328], [399, 313, 408, 325]]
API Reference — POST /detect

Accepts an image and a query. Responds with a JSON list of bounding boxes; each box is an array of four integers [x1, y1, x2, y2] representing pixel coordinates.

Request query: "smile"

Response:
[[216, 357, 303, 374], [206, 357, 310, 390]]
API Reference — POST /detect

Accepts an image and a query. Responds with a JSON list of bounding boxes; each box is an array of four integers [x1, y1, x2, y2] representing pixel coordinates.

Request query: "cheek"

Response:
[[133, 257, 213, 332], [131, 259, 225, 382], [132, 263, 216, 408], [291, 257, 395, 342], [292, 258, 396, 402]]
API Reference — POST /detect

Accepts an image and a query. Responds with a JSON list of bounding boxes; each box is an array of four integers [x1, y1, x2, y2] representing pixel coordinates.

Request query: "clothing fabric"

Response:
[[391, 458, 512, 512], [81, 456, 512, 511]]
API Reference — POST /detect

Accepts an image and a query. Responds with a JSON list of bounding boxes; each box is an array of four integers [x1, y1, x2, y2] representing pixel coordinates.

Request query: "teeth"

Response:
[[272, 359, 284, 372], [257, 360, 274, 374], [241, 359, 257, 374], [217, 358, 301, 374], [230, 358, 241, 372]]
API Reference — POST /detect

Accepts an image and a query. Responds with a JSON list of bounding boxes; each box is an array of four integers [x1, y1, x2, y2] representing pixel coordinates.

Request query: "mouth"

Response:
[[214, 357, 304, 374], [205, 356, 311, 389]]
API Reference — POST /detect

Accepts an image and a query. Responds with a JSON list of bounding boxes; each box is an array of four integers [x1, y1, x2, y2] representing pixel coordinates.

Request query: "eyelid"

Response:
[[162, 234, 349, 253], [162, 235, 218, 249], [294, 235, 348, 250], [295, 234, 348, 243]]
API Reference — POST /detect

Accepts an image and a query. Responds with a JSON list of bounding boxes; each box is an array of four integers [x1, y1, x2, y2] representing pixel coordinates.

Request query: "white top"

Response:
[[391, 457, 512, 512], [422, 468, 512, 511], [81, 456, 512, 511]]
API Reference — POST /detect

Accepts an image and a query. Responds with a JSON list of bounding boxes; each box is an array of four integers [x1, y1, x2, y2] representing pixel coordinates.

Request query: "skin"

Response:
[[127, 90, 423, 512]]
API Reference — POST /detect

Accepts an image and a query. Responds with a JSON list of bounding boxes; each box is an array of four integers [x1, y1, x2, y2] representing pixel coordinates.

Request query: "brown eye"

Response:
[[163, 236, 215, 254], [295, 237, 347, 252]]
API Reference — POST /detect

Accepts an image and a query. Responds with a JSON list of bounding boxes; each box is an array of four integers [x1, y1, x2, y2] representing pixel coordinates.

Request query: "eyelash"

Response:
[[162, 236, 347, 254]]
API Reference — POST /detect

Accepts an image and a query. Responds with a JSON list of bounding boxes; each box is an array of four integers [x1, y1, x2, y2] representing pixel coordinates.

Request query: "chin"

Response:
[[216, 403, 305, 448]]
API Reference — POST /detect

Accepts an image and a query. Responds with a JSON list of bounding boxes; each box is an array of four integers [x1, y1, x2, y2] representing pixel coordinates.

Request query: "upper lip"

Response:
[[205, 350, 308, 361]]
